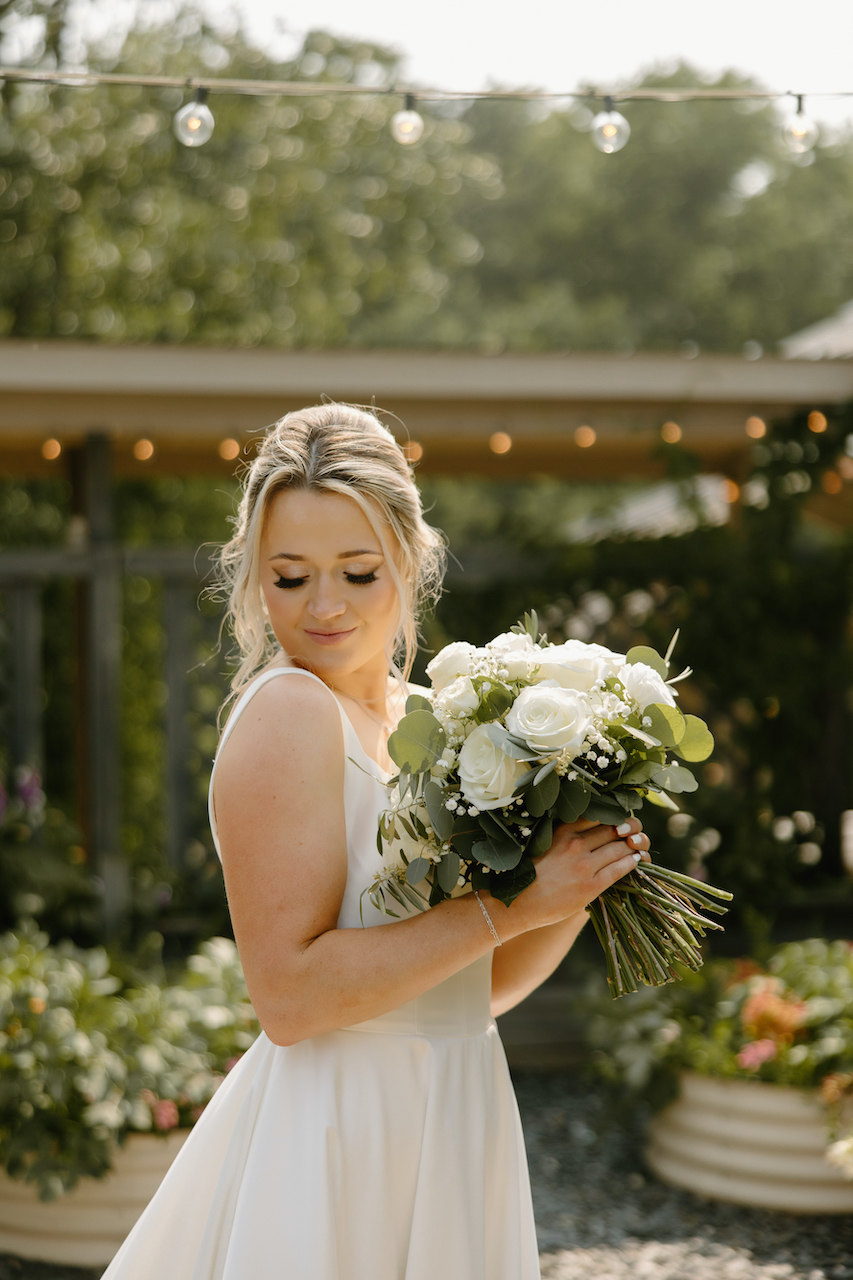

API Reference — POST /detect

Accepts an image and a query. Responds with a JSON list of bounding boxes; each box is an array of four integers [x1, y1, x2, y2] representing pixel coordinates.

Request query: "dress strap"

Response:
[[207, 667, 338, 858]]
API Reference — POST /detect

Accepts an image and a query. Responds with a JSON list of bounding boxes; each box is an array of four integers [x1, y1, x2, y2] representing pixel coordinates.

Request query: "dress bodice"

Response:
[[208, 665, 493, 1037]]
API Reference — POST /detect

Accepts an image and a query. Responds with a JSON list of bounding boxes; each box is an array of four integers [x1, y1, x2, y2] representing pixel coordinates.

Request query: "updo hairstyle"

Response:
[[218, 403, 445, 694]]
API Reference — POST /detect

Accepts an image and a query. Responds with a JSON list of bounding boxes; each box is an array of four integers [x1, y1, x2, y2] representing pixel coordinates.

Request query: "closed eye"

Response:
[[345, 571, 378, 585], [274, 575, 306, 590], [273, 571, 378, 589]]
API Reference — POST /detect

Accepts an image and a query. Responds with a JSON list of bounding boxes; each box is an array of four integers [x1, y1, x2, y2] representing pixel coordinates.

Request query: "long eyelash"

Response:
[[274, 575, 306, 590], [345, 571, 378, 585]]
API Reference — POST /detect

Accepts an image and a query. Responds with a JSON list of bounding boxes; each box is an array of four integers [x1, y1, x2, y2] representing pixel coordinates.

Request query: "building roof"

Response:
[[2, 340, 852, 481], [779, 302, 853, 360]]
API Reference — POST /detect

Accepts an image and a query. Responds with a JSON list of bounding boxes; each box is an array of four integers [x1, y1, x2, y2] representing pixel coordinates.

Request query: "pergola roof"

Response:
[[2, 339, 852, 479]]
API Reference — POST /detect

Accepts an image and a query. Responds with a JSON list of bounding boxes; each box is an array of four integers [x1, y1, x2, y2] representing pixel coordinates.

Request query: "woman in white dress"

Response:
[[102, 403, 649, 1280]]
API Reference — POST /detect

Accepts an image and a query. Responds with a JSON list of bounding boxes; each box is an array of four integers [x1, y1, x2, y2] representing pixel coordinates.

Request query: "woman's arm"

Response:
[[214, 677, 647, 1046]]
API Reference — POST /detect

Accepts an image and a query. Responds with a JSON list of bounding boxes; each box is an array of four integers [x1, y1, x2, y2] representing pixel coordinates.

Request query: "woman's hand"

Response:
[[494, 816, 651, 940]]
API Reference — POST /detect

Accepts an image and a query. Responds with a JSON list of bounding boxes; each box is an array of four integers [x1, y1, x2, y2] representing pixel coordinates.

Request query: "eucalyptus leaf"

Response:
[[556, 780, 590, 822], [625, 646, 669, 679], [478, 809, 522, 846], [675, 715, 715, 762], [405, 693, 433, 714], [527, 816, 554, 858], [643, 703, 685, 748], [585, 795, 630, 823], [387, 710, 446, 774], [423, 780, 454, 842], [481, 722, 537, 761], [405, 857, 431, 885], [513, 765, 542, 795], [471, 839, 524, 871], [652, 763, 699, 793], [525, 768, 560, 816], [436, 850, 461, 894]]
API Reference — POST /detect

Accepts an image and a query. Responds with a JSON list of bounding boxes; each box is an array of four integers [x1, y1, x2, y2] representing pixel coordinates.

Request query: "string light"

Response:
[[218, 438, 240, 461], [41, 438, 61, 460], [402, 440, 424, 462], [660, 421, 682, 444], [575, 425, 596, 448], [489, 431, 512, 454], [133, 438, 155, 461], [174, 88, 215, 147], [1, 65, 849, 159], [591, 97, 631, 154], [782, 95, 819, 155], [745, 416, 767, 439], [390, 93, 424, 146], [807, 410, 828, 433]]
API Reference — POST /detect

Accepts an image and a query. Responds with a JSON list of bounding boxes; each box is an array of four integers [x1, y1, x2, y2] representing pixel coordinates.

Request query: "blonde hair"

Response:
[[218, 403, 445, 696]]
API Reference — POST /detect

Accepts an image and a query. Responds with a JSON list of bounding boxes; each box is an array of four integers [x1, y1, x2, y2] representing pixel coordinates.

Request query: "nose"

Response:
[[307, 575, 346, 621]]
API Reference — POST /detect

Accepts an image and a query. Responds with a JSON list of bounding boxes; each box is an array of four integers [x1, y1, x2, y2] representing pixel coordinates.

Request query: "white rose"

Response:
[[426, 641, 478, 692], [434, 675, 480, 721], [486, 631, 539, 680], [533, 640, 610, 692], [457, 724, 528, 810], [620, 661, 676, 710], [505, 683, 594, 755]]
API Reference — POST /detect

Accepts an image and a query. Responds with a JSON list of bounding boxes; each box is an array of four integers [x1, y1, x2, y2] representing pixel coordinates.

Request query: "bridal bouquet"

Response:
[[365, 614, 732, 998]]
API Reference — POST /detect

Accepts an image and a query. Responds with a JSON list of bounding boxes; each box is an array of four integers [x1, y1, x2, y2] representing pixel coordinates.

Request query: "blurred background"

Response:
[[1, 0, 852, 969]]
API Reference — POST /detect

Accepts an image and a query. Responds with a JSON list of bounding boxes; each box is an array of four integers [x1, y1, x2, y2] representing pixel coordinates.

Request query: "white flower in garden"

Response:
[[457, 723, 529, 811], [506, 683, 594, 756], [620, 661, 677, 710], [533, 640, 611, 692], [434, 675, 480, 721], [425, 641, 478, 691], [485, 631, 539, 680]]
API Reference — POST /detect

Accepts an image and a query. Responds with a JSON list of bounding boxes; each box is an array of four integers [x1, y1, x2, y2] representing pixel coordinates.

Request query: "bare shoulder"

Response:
[[216, 671, 343, 784]]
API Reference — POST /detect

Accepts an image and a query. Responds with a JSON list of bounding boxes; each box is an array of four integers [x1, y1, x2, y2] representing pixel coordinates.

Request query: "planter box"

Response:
[[0, 1130, 187, 1267], [646, 1071, 853, 1213]]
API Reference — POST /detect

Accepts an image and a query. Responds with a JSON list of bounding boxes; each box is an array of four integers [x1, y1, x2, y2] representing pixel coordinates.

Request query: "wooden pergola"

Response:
[[2, 339, 852, 930], [3, 339, 853, 481]]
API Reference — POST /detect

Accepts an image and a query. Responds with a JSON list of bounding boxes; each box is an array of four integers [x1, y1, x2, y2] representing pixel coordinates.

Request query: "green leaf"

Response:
[[480, 722, 537, 761], [436, 850, 461, 894], [556, 780, 590, 822], [423, 780, 454, 842], [585, 795, 630, 823], [486, 858, 537, 906], [652, 763, 699, 793], [387, 710, 446, 774], [405, 693, 433, 714], [675, 715, 715, 762], [625, 646, 669, 678], [479, 684, 513, 719], [405, 857, 431, 885], [525, 768, 560, 817], [471, 839, 525, 871], [643, 703, 685, 747], [527, 816, 554, 858], [618, 760, 661, 785]]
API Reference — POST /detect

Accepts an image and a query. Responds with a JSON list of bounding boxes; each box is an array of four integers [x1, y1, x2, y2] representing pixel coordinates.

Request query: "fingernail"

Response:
[[632, 851, 642, 862], [615, 821, 632, 836], [629, 833, 644, 848]]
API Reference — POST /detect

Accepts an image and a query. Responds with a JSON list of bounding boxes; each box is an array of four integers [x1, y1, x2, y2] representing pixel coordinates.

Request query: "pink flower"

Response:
[[151, 1098, 180, 1131], [737, 1038, 778, 1070]]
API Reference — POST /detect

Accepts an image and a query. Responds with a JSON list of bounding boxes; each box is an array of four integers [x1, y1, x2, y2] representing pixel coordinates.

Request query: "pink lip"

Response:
[[305, 628, 356, 646]]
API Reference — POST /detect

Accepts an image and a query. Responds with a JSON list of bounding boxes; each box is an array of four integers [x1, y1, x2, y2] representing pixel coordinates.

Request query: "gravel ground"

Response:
[[1, 1073, 850, 1280]]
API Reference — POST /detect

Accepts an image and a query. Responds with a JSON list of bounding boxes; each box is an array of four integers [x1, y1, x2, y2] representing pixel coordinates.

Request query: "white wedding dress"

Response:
[[101, 667, 540, 1279]]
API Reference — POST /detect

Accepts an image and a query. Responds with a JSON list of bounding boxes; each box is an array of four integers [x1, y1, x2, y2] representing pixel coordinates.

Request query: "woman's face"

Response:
[[259, 487, 401, 690]]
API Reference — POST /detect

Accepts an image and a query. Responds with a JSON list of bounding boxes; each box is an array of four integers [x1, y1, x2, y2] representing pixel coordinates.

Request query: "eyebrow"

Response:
[[267, 549, 383, 562]]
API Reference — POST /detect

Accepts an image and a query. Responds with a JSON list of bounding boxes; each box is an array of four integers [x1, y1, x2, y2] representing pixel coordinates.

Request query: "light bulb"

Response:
[[391, 94, 424, 146], [782, 97, 818, 155], [591, 100, 630, 154], [174, 90, 214, 147]]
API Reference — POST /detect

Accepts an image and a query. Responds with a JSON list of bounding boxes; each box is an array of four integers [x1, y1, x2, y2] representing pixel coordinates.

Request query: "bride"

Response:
[[101, 402, 648, 1280]]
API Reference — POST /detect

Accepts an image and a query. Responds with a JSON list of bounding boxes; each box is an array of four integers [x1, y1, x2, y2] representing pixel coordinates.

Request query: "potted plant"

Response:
[[588, 937, 853, 1213], [0, 922, 259, 1265]]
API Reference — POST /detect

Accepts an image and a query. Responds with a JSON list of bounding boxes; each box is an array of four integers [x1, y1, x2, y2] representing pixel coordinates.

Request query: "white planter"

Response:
[[0, 1129, 187, 1267], [646, 1071, 853, 1214]]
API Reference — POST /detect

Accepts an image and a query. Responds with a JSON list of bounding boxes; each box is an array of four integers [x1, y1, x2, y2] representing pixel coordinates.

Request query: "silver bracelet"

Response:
[[473, 889, 502, 947]]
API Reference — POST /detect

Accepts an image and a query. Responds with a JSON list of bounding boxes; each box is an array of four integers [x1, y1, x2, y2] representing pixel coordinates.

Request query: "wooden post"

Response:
[[164, 581, 191, 872], [70, 434, 129, 933], [9, 583, 43, 774]]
